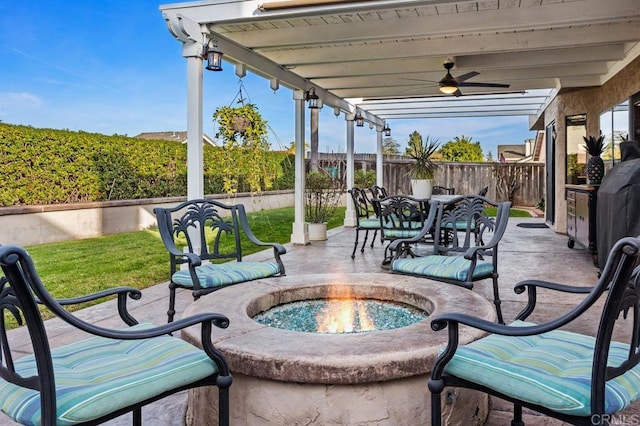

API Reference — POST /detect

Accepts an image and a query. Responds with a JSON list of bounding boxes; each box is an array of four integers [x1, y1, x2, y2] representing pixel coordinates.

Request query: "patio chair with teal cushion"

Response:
[[348, 187, 381, 258], [388, 196, 511, 323], [429, 236, 640, 426], [0, 244, 232, 426], [154, 199, 286, 322], [374, 195, 430, 266]]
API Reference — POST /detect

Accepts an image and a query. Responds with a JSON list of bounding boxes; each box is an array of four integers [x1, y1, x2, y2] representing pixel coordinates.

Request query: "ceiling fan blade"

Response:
[[458, 81, 511, 88], [455, 71, 479, 83], [453, 89, 463, 97]]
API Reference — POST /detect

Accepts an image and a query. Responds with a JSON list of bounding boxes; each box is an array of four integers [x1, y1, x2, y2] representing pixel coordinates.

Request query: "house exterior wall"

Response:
[[543, 55, 640, 233]]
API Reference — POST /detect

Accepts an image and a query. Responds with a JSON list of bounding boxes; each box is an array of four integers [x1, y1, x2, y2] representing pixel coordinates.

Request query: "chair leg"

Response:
[[511, 404, 524, 426], [492, 275, 504, 324], [351, 229, 360, 259], [167, 283, 177, 323], [361, 230, 369, 253], [133, 407, 142, 426], [430, 391, 443, 426], [371, 229, 378, 248], [219, 385, 230, 426]]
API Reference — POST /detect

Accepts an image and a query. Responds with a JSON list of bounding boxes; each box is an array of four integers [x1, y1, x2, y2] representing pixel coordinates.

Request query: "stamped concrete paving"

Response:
[[3, 217, 639, 425]]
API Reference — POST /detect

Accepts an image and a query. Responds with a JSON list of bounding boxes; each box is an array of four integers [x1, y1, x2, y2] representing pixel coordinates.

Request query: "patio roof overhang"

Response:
[[160, 0, 640, 127]]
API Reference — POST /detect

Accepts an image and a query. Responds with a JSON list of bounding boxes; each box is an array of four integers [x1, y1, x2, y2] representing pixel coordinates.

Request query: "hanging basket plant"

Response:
[[213, 101, 271, 195], [231, 115, 251, 134]]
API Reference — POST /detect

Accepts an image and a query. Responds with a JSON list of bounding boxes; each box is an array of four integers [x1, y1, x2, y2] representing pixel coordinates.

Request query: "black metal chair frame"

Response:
[[429, 236, 640, 426], [373, 195, 430, 266], [432, 185, 455, 195], [368, 185, 388, 201], [348, 187, 380, 258], [388, 195, 511, 323], [154, 199, 286, 322], [0, 244, 232, 426]]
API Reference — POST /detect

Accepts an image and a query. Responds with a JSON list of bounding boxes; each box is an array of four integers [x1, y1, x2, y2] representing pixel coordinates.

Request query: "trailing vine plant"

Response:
[[212, 84, 273, 195]]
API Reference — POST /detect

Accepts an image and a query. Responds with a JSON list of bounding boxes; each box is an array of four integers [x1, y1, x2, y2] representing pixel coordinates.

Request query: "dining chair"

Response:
[[347, 187, 381, 258], [388, 195, 511, 324], [374, 195, 431, 267]]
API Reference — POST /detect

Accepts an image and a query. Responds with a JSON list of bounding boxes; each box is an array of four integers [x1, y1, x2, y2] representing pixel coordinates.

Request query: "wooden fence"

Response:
[[315, 153, 544, 206]]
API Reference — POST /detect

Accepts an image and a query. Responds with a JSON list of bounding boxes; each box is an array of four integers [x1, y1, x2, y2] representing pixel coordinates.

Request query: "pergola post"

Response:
[[376, 125, 384, 188], [344, 115, 357, 227], [183, 43, 204, 200], [186, 54, 204, 200], [291, 90, 309, 245]]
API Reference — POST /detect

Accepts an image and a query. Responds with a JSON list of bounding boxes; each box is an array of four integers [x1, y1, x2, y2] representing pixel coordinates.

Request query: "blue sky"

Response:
[[0, 1, 537, 158]]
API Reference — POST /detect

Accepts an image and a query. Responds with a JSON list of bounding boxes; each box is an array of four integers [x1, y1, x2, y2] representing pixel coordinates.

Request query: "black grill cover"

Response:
[[597, 148, 640, 270]]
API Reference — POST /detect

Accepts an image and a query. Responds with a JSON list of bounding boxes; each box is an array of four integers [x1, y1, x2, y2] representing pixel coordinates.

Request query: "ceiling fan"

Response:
[[437, 59, 510, 96]]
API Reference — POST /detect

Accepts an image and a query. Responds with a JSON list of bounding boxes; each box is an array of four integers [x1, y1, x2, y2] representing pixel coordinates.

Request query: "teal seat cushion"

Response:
[[359, 218, 380, 229], [173, 261, 281, 288], [391, 255, 493, 280], [384, 229, 422, 238], [0, 324, 218, 425], [443, 221, 476, 231], [443, 320, 640, 416]]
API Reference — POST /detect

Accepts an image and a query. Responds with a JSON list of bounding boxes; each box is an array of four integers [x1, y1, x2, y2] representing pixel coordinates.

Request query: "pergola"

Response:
[[159, 0, 640, 244]]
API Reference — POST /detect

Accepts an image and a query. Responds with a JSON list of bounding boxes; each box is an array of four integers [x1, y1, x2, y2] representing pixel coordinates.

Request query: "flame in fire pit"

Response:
[[316, 287, 376, 333]]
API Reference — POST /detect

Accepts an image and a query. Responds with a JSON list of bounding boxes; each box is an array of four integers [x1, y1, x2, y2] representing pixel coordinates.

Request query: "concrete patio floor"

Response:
[[3, 217, 639, 425]]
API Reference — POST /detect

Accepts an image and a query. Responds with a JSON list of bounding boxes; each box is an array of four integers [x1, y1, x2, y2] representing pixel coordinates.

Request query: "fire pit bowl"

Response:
[[182, 273, 495, 425]]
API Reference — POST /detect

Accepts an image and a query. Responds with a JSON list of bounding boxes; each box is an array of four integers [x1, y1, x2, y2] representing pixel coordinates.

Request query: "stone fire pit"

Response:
[[182, 273, 495, 425]]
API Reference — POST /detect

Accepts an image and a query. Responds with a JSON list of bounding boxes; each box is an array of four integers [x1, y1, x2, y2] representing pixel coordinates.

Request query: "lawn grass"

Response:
[[485, 206, 532, 217]]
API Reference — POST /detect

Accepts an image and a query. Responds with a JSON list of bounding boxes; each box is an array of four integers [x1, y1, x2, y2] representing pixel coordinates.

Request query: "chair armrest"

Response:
[[513, 279, 594, 321], [236, 205, 287, 256], [37, 287, 143, 326], [154, 232, 202, 266]]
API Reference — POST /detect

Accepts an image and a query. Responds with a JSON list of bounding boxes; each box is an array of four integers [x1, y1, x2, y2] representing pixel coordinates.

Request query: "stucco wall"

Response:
[[543, 55, 640, 233], [0, 191, 295, 247]]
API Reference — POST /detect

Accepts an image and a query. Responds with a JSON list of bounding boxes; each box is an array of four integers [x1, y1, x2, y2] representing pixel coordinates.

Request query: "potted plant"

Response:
[[305, 171, 342, 240], [406, 135, 440, 199], [583, 134, 605, 184]]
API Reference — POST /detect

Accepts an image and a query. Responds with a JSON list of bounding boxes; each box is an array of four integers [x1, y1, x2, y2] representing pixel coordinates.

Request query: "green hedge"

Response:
[[0, 123, 294, 206]]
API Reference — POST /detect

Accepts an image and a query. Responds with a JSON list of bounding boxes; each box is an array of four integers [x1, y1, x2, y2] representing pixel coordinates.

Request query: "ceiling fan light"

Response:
[[439, 85, 458, 94]]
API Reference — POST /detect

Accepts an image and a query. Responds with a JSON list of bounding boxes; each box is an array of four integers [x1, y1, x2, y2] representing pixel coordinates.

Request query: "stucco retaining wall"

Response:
[[0, 190, 294, 246]]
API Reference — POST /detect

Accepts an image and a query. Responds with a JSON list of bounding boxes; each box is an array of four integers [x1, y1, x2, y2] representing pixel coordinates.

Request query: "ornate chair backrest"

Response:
[[433, 196, 510, 258], [0, 246, 59, 425], [348, 188, 374, 222], [369, 185, 388, 200], [378, 195, 427, 235], [154, 199, 243, 275]]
